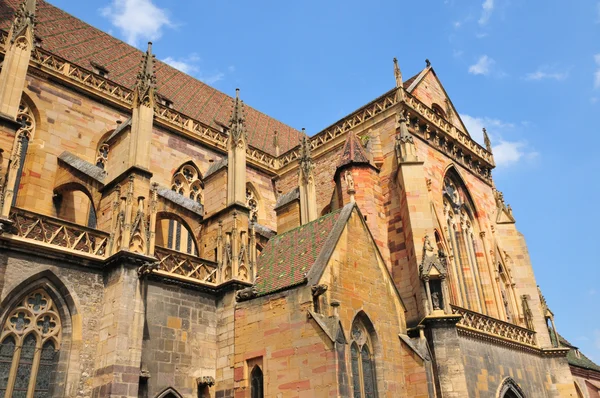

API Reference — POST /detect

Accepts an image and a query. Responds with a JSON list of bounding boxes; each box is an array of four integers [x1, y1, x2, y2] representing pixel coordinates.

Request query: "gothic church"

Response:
[[0, 1, 598, 397]]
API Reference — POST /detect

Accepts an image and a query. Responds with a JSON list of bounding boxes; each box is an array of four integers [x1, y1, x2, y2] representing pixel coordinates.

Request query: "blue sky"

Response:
[[50, 0, 600, 360]]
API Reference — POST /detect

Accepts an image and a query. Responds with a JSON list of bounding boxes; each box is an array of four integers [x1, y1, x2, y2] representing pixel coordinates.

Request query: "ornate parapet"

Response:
[[3, 207, 109, 257], [404, 94, 494, 184], [154, 245, 217, 284], [278, 89, 399, 168], [451, 304, 536, 347]]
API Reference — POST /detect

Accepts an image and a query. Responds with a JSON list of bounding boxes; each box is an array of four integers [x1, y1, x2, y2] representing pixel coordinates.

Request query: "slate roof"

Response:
[[254, 208, 343, 296], [0, 0, 303, 155], [337, 132, 371, 169], [58, 151, 107, 183]]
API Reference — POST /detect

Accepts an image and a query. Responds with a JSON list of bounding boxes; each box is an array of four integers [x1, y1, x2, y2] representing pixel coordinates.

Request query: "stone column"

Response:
[[92, 252, 153, 397], [421, 315, 469, 397]]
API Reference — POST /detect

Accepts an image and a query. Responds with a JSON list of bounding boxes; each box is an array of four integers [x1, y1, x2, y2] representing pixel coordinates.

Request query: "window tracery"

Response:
[[0, 290, 61, 397], [10, 102, 35, 207], [443, 174, 487, 314], [350, 318, 377, 398], [171, 163, 203, 205]]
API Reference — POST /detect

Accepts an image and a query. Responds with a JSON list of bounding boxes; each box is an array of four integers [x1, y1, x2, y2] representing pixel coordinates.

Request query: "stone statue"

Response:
[[431, 292, 441, 311], [344, 170, 355, 191]]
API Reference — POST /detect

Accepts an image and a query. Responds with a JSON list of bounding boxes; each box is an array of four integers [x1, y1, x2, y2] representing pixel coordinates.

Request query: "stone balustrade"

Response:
[[451, 304, 537, 347], [6, 207, 109, 257], [154, 245, 218, 284]]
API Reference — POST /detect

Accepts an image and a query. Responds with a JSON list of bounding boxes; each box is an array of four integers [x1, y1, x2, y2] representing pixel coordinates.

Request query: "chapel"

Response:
[[0, 1, 598, 397]]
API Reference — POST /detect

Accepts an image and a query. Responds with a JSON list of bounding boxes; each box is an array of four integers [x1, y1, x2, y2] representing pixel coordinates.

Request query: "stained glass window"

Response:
[[250, 365, 263, 398], [351, 344, 361, 398], [34, 341, 58, 397], [0, 336, 16, 397], [350, 319, 378, 398], [0, 290, 61, 397]]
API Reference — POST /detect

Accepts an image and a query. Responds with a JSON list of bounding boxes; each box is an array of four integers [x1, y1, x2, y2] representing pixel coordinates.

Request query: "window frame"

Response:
[[0, 289, 62, 397]]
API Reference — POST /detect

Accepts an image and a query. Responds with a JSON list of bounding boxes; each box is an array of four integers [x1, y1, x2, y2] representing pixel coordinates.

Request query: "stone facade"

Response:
[[0, 1, 591, 397]]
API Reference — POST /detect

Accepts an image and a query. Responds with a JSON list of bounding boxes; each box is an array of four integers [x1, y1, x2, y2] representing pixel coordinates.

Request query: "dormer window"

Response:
[[157, 95, 174, 109], [574, 349, 581, 359], [90, 61, 109, 78]]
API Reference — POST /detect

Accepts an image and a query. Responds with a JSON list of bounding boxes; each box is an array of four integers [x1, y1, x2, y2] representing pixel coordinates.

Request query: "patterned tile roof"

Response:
[[0, 0, 304, 155], [254, 209, 343, 296], [556, 333, 600, 372], [337, 131, 370, 169]]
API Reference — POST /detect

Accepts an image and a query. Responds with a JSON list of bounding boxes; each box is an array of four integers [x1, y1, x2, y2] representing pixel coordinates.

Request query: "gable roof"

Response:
[[0, 0, 303, 155], [404, 65, 469, 136], [254, 205, 350, 296]]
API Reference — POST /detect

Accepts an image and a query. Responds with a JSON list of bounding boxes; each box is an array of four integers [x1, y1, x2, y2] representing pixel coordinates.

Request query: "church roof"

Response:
[[336, 132, 370, 169], [555, 333, 600, 372], [0, 0, 303, 155], [254, 207, 345, 296]]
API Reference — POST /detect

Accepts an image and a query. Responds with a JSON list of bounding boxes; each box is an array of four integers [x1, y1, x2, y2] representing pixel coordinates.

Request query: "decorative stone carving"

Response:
[[246, 188, 258, 222], [311, 284, 328, 297], [133, 42, 156, 108], [236, 286, 257, 302], [228, 88, 247, 148]]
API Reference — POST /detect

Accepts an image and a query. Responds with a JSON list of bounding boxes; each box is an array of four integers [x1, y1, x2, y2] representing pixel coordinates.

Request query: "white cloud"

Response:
[[594, 54, 600, 89], [162, 55, 229, 85], [591, 289, 598, 296], [163, 56, 198, 75], [525, 66, 569, 82], [101, 0, 172, 46], [469, 55, 495, 76], [461, 114, 537, 167], [478, 0, 495, 25], [202, 72, 225, 85]]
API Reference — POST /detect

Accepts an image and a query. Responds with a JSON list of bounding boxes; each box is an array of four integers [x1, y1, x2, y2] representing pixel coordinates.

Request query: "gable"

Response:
[[408, 68, 469, 135], [308, 206, 406, 316]]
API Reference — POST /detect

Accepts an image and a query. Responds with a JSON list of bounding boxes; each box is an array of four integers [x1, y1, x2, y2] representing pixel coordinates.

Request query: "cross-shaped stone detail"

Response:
[[28, 293, 47, 312], [10, 312, 30, 332], [37, 315, 56, 334]]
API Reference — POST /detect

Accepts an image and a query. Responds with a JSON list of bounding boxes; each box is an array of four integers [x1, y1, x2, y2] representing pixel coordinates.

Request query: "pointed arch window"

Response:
[[171, 163, 204, 205], [0, 290, 61, 397], [11, 102, 35, 207], [250, 365, 263, 398], [443, 174, 487, 314], [350, 318, 377, 398]]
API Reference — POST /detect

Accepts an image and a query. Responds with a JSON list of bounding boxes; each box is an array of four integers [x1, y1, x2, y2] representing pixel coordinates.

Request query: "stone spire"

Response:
[[298, 131, 317, 224], [393, 57, 403, 88], [394, 110, 419, 163], [227, 89, 247, 205], [229, 88, 247, 148], [0, 0, 37, 119], [483, 128, 492, 153], [9, 0, 37, 45], [133, 42, 157, 108]]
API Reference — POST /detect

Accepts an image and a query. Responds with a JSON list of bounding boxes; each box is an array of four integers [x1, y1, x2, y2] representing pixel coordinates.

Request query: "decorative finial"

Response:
[[393, 57, 403, 88], [10, 0, 37, 44], [133, 42, 157, 107], [425, 59, 431, 67], [228, 88, 246, 147], [298, 134, 314, 184], [482, 128, 492, 152]]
